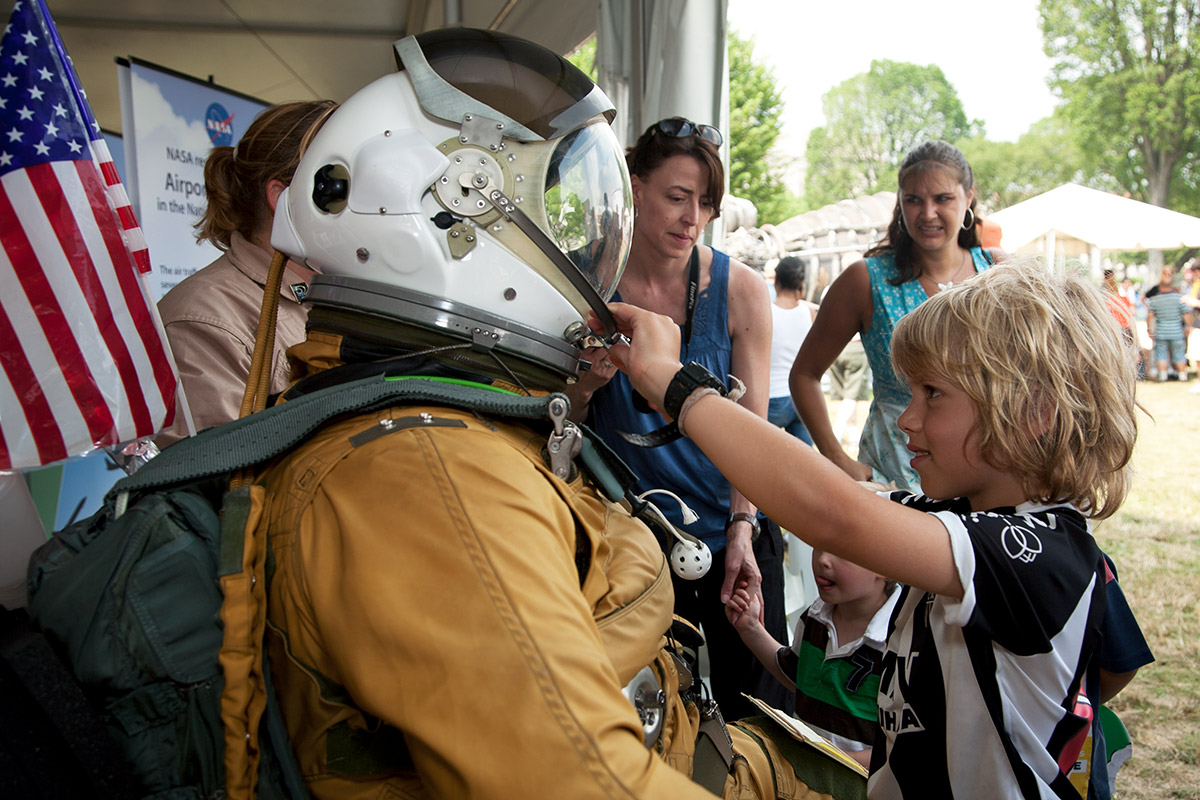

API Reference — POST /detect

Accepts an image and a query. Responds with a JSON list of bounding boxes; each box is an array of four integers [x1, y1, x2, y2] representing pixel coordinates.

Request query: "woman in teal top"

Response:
[[789, 141, 1005, 492]]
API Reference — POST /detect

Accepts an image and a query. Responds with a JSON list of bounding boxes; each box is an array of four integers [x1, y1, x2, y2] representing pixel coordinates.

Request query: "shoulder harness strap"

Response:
[[111, 375, 635, 512]]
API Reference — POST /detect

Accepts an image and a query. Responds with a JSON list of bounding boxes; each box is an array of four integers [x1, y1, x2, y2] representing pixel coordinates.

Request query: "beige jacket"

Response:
[[237, 335, 836, 800], [155, 233, 309, 445]]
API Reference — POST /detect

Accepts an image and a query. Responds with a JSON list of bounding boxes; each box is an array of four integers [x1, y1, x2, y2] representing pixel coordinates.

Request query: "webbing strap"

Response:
[[692, 704, 735, 795], [109, 376, 567, 502]]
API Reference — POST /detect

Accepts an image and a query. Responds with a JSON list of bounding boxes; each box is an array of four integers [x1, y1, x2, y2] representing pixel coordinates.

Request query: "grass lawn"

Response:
[[1092, 379, 1200, 800]]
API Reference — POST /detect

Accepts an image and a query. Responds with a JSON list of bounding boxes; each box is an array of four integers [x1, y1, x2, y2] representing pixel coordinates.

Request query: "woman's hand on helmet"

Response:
[[572, 346, 619, 398]]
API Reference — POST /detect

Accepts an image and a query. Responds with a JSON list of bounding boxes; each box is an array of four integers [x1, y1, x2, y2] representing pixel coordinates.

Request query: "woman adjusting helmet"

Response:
[[271, 28, 634, 384]]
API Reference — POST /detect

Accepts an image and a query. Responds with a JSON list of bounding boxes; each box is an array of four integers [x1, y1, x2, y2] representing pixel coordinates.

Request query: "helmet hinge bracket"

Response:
[[486, 185, 622, 341], [447, 221, 477, 259], [459, 113, 506, 152], [470, 327, 501, 352]]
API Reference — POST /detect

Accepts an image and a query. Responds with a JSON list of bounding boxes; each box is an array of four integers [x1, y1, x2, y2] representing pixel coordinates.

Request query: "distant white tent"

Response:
[[990, 183, 1200, 275]]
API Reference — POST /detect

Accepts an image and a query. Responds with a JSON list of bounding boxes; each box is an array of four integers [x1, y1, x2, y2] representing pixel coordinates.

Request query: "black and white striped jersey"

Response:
[[868, 494, 1105, 800]]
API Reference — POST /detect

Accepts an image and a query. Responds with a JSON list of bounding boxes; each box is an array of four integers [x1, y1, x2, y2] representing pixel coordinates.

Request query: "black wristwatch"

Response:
[[726, 512, 760, 542], [663, 361, 727, 420]]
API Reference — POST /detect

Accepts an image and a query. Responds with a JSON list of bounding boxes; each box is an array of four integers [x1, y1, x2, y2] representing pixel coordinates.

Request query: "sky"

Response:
[[726, 0, 1060, 154]]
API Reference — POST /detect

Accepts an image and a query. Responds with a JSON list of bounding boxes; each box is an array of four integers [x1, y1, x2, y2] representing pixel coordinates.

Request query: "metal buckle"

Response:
[[546, 396, 582, 480]]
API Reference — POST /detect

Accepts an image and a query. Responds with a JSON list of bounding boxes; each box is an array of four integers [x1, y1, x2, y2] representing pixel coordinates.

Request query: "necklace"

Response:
[[933, 250, 972, 292]]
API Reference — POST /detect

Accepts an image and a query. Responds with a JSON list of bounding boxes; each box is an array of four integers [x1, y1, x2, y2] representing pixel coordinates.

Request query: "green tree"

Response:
[[1040, 0, 1200, 208], [727, 30, 802, 224], [1168, 146, 1200, 216], [565, 36, 597, 80], [960, 111, 1123, 210], [804, 60, 971, 208]]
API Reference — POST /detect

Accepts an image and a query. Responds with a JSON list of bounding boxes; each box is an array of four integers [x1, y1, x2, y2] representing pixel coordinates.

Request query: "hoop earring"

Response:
[[962, 207, 975, 231]]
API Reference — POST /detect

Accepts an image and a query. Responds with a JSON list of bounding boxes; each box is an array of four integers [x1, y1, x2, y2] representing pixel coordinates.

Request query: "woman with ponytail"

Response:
[[788, 140, 1006, 491], [157, 100, 335, 445]]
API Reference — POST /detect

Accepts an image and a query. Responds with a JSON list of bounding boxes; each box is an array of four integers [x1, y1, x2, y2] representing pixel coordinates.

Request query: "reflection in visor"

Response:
[[544, 124, 633, 302]]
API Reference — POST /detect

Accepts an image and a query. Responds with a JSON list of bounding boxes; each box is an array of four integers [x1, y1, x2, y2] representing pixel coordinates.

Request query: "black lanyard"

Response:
[[629, 247, 701, 418], [682, 246, 700, 349]]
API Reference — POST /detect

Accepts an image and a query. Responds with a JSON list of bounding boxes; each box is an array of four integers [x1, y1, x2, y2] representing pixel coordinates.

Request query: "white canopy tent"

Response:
[[50, 0, 598, 135], [990, 183, 1200, 276], [50, 0, 728, 156]]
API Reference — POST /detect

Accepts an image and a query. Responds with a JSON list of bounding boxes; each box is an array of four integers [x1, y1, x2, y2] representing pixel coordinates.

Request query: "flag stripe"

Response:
[[97, 158, 120, 186], [73, 160, 177, 420], [0, 169, 118, 447], [30, 162, 157, 436], [0, 299, 67, 467], [8, 166, 148, 432], [0, 411, 12, 471], [0, 219, 93, 464], [114, 204, 140, 231], [91, 138, 151, 275]]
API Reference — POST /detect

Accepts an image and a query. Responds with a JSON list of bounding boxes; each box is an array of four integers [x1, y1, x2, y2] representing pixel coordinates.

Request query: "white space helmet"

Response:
[[271, 28, 634, 380]]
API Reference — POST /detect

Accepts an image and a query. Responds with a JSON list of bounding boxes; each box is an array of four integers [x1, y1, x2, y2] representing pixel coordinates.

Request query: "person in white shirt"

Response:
[[768, 257, 817, 444]]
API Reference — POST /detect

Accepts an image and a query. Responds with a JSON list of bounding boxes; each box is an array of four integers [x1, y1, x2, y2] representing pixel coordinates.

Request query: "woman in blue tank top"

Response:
[[565, 118, 790, 721], [789, 141, 1006, 492]]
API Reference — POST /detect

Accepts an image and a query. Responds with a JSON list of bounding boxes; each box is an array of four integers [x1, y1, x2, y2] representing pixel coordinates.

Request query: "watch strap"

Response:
[[663, 362, 727, 421], [617, 422, 682, 448]]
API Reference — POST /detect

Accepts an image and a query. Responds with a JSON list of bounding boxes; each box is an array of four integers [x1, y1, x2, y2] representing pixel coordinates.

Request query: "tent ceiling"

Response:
[[47, 0, 598, 134]]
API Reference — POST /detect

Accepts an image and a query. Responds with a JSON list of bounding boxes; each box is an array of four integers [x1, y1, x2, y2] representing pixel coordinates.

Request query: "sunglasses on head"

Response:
[[655, 117, 724, 147]]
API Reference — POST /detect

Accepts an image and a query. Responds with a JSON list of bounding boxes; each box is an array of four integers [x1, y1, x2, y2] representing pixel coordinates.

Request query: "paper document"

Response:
[[742, 693, 870, 778]]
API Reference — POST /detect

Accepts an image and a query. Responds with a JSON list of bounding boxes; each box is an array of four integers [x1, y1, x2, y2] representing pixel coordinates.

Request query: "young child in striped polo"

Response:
[[727, 536, 900, 769]]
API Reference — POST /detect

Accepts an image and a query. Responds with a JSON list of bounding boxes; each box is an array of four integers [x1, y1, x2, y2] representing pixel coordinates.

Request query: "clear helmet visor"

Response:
[[544, 122, 633, 302]]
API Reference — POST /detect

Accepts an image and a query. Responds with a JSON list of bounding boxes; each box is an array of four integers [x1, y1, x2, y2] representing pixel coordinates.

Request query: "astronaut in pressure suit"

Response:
[[251, 27, 864, 800]]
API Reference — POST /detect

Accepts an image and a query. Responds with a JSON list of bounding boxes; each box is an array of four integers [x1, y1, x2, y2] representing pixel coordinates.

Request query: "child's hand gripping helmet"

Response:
[[271, 28, 634, 381]]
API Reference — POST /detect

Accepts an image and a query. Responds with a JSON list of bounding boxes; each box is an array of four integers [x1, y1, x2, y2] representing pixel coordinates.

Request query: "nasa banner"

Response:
[[118, 58, 268, 301]]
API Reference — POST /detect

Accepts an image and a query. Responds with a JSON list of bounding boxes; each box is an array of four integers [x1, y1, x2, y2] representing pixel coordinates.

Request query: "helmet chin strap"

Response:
[[484, 184, 621, 346]]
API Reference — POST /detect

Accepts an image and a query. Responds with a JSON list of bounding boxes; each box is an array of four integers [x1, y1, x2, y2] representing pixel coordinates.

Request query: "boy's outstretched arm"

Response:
[[604, 302, 965, 599], [725, 589, 791, 688]]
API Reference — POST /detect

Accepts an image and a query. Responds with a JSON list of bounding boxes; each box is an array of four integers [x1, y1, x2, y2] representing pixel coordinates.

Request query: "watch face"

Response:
[[664, 361, 725, 421], [681, 361, 722, 388], [681, 362, 707, 383]]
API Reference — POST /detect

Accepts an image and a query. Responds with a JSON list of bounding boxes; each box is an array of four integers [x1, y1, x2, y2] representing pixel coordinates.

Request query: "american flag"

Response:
[[0, 0, 176, 470]]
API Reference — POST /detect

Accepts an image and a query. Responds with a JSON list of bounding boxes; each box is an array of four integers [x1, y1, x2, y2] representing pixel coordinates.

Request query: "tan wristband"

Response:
[[675, 374, 747, 438], [676, 388, 721, 437]]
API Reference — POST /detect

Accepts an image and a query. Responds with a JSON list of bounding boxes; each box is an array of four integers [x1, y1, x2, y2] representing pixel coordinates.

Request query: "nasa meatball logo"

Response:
[[205, 103, 234, 146]]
